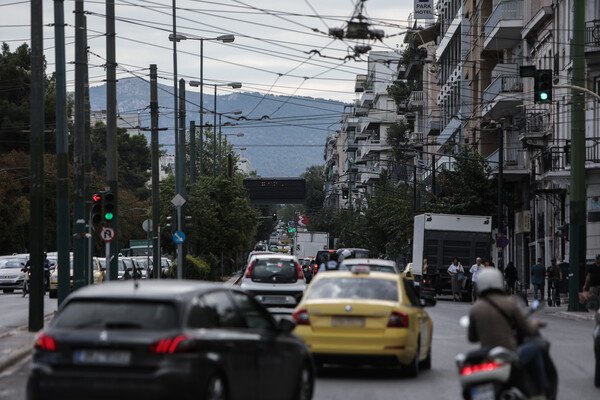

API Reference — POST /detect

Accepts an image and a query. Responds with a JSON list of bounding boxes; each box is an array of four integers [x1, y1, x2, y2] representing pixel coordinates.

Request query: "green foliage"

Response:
[[386, 122, 413, 162], [424, 146, 497, 218], [184, 254, 211, 280]]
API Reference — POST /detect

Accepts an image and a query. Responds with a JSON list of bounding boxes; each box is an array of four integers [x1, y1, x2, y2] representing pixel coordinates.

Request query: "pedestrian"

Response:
[[579, 254, 600, 310], [531, 257, 546, 301], [504, 261, 518, 295], [448, 257, 465, 301], [318, 251, 347, 272], [546, 258, 562, 306], [470, 257, 485, 303]]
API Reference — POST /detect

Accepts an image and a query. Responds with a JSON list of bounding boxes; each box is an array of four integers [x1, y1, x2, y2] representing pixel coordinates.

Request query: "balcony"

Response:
[[518, 107, 550, 147], [355, 74, 368, 93], [540, 141, 600, 176], [481, 66, 523, 119], [343, 131, 358, 152], [484, 0, 523, 50], [359, 91, 374, 109], [341, 115, 358, 131], [356, 128, 376, 140], [426, 109, 441, 136], [344, 158, 359, 174], [361, 139, 391, 158], [585, 20, 600, 67], [355, 148, 367, 164], [407, 91, 425, 110], [409, 131, 425, 146]]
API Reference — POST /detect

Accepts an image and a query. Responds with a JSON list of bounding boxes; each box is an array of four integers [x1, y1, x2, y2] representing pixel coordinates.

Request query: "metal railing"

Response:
[[485, 0, 523, 38], [483, 74, 523, 103]]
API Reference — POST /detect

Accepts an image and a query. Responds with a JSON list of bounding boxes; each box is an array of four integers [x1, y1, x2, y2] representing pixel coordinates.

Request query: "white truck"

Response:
[[412, 213, 492, 299], [294, 231, 329, 260]]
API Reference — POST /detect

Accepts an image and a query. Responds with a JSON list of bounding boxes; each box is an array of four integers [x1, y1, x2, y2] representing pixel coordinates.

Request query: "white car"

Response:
[[0, 256, 28, 293], [240, 254, 307, 307]]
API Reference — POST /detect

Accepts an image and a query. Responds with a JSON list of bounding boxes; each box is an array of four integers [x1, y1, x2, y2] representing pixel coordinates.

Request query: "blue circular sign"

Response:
[[496, 235, 508, 248], [173, 231, 186, 244]]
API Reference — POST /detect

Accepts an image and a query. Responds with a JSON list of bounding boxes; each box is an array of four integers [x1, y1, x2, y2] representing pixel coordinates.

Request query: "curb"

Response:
[[555, 311, 596, 321], [0, 314, 54, 374]]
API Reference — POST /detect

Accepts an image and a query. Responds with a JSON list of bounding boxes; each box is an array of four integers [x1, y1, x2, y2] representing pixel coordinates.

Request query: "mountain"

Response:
[[89, 77, 346, 177]]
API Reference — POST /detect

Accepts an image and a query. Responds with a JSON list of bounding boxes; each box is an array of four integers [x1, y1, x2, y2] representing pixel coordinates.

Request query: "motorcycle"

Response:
[[456, 300, 558, 400], [22, 266, 31, 297]]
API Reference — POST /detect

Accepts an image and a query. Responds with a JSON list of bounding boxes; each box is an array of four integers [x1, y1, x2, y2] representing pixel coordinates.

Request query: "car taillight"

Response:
[[460, 361, 504, 376], [35, 332, 58, 352], [387, 311, 408, 328], [296, 263, 304, 280], [148, 335, 191, 354], [245, 261, 254, 279], [293, 309, 310, 326]]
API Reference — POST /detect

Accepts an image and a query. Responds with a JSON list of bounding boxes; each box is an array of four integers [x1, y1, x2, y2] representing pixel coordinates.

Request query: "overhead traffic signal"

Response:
[[91, 192, 103, 224], [272, 212, 277, 221], [342, 188, 349, 199], [534, 69, 552, 103], [557, 224, 569, 241], [104, 191, 115, 222]]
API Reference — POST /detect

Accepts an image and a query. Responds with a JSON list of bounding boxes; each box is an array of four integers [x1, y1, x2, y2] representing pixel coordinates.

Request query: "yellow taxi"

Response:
[[402, 262, 414, 280], [49, 257, 105, 298], [293, 266, 435, 376]]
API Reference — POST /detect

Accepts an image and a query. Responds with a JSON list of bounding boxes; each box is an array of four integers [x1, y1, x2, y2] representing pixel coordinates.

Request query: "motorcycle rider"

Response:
[[318, 251, 347, 272], [468, 268, 550, 397]]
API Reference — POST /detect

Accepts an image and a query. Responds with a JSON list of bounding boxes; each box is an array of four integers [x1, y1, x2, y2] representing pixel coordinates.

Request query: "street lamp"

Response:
[[173, 33, 235, 182]]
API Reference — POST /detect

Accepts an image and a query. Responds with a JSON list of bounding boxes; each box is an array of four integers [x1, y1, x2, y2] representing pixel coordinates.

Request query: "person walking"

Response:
[[580, 254, 600, 310], [504, 261, 518, 295], [546, 258, 562, 306], [470, 257, 485, 303], [448, 257, 465, 301], [531, 257, 546, 301]]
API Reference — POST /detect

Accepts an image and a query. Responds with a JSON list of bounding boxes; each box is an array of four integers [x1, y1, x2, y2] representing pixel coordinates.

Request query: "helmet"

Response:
[[476, 268, 504, 295], [339, 249, 352, 261]]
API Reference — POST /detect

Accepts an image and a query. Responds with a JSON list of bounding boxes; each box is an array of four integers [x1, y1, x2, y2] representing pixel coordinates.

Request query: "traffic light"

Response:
[[557, 224, 569, 241], [288, 227, 296, 233], [104, 191, 115, 222], [184, 215, 193, 229], [342, 188, 349, 199], [534, 69, 552, 103], [272, 212, 277, 221], [91, 192, 103, 224]]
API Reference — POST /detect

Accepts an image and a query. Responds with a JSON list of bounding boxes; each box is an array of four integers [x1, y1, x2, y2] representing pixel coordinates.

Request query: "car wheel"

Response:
[[3, 289, 14, 293], [406, 341, 420, 377], [419, 348, 431, 370], [294, 361, 314, 400], [205, 373, 228, 400]]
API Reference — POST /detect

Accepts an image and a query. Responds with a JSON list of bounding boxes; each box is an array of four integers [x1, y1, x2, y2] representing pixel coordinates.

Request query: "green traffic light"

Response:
[[539, 92, 548, 101], [104, 212, 114, 221]]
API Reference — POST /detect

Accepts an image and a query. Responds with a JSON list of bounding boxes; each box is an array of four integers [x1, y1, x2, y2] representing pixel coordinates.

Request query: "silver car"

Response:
[[240, 254, 307, 307], [0, 256, 28, 293]]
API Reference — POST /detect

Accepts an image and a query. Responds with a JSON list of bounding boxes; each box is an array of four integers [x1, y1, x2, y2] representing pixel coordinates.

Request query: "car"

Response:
[[314, 249, 336, 269], [340, 258, 401, 274], [49, 257, 105, 298], [336, 248, 371, 261], [240, 254, 307, 307], [402, 263, 414, 280], [27, 280, 315, 400], [293, 266, 435, 376], [0, 255, 28, 293]]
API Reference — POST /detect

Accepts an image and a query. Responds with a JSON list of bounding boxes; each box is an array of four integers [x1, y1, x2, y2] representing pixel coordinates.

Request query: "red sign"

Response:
[[496, 235, 508, 248], [100, 226, 116, 243], [297, 215, 308, 227]]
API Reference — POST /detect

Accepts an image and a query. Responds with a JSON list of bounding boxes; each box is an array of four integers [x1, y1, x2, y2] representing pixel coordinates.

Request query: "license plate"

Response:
[[471, 383, 494, 400], [74, 349, 131, 366], [331, 316, 365, 327], [261, 296, 286, 304]]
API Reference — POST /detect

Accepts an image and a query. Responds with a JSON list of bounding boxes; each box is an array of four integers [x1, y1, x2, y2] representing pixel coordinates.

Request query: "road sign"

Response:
[[100, 226, 116, 243], [142, 219, 152, 233], [297, 214, 308, 227], [171, 194, 186, 207], [173, 231, 186, 244], [496, 235, 509, 248]]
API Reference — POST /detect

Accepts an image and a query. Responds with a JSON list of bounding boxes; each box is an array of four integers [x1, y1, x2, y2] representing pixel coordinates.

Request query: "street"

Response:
[[0, 292, 57, 335], [0, 295, 597, 399]]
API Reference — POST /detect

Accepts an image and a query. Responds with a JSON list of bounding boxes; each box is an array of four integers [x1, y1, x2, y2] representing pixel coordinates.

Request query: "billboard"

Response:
[[243, 178, 306, 204]]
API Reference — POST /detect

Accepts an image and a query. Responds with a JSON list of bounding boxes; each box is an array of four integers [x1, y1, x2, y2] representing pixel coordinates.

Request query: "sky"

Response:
[[2, 0, 416, 103]]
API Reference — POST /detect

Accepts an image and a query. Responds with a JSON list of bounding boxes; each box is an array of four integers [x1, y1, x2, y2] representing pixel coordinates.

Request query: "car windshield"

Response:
[[0, 259, 26, 269], [53, 300, 177, 330], [252, 259, 298, 283], [353, 250, 371, 259], [356, 264, 396, 273], [306, 277, 399, 302]]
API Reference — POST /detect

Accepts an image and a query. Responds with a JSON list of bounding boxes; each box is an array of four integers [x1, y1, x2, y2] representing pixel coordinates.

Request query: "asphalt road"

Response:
[[0, 291, 58, 334], [0, 297, 597, 399]]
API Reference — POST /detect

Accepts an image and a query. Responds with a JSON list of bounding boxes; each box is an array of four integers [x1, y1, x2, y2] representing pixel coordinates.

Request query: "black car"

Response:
[[27, 280, 315, 400]]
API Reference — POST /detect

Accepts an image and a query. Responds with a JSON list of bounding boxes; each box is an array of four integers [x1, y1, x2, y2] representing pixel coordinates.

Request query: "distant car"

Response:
[[240, 254, 307, 307], [336, 248, 371, 261], [293, 266, 435, 376], [402, 263, 414, 280], [0, 256, 28, 293], [340, 258, 401, 274], [27, 280, 315, 400], [49, 257, 105, 299], [314, 249, 336, 269]]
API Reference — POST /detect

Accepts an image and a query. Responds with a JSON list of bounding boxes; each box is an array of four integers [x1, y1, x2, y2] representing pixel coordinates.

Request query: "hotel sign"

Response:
[[414, 0, 434, 19]]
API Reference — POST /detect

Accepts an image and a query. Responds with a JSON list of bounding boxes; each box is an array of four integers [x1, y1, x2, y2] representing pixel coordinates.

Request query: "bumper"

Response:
[[241, 284, 305, 307], [295, 326, 416, 366]]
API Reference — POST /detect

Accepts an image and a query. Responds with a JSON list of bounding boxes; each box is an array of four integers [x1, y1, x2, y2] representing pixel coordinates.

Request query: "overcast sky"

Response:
[[3, 0, 416, 104]]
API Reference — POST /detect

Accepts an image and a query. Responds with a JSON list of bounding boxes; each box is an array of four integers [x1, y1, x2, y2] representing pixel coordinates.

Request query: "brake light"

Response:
[[148, 335, 191, 354], [460, 361, 504, 376], [296, 262, 304, 280], [387, 311, 408, 328], [293, 309, 311, 325], [245, 261, 254, 279], [35, 332, 58, 352]]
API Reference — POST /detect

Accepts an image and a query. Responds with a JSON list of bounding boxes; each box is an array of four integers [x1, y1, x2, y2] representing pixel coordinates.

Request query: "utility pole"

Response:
[[84, 26, 91, 285], [150, 65, 161, 279], [199, 40, 204, 177], [54, 0, 70, 306], [172, 0, 179, 195], [569, 0, 587, 311], [73, 0, 87, 291], [29, 0, 44, 331], [106, 0, 119, 280], [178, 79, 186, 197], [498, 120, 504, 271]]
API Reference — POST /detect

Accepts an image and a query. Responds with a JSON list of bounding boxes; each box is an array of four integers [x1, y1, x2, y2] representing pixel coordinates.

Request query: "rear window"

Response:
[[353, 250, 371, 259], [251, 259, 298, 283], [53, 300, 177, 330], [359, 264, 396, 273], [306, 277, 398, 302]]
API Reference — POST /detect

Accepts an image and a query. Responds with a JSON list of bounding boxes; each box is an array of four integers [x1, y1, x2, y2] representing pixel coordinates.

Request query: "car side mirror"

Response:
[[278, 318, 296, 333], [420, 297, 436, 307]]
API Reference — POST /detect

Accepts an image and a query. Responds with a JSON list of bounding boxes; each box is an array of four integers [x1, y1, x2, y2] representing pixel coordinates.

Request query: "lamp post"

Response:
[[172, 34, 235, 182], [190, 81, 241, 177], [219, 115, 243, 174]]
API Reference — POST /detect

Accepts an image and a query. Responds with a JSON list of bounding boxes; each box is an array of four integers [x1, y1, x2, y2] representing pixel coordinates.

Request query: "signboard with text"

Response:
[[414, 0, 434, 19]]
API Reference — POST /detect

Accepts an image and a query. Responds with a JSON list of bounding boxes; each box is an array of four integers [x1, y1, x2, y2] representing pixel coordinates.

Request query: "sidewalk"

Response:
[[532, 295, 596, 321], [0, 314, 53, 374]]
